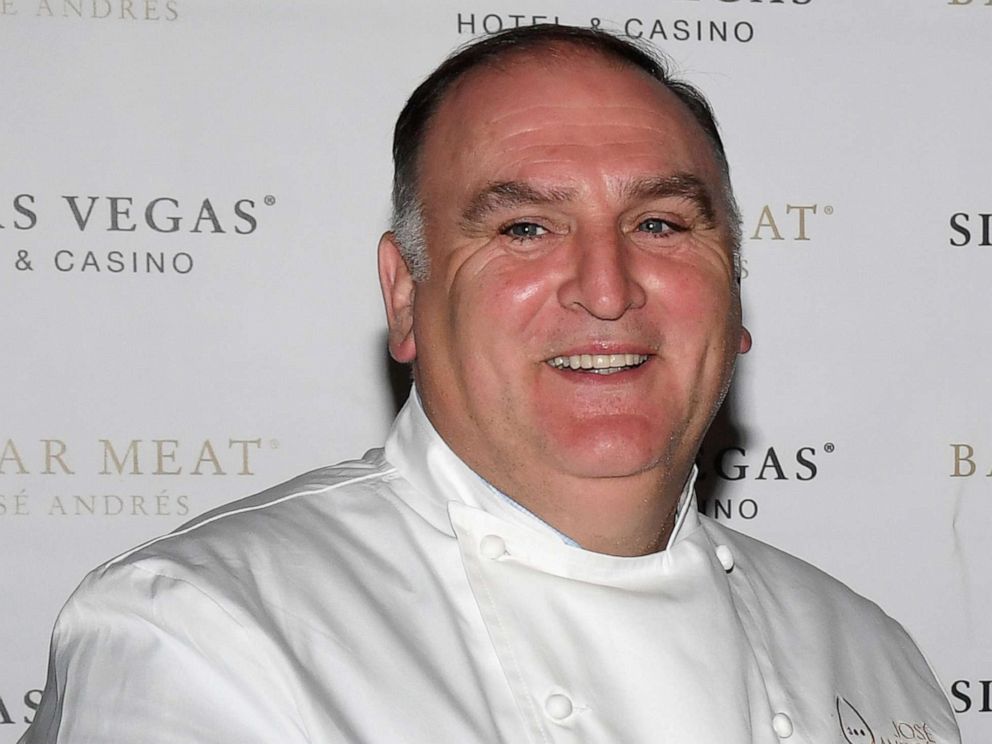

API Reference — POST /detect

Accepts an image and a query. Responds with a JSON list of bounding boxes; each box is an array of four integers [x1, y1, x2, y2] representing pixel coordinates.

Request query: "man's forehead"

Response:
[[419, 55, 719, 198]]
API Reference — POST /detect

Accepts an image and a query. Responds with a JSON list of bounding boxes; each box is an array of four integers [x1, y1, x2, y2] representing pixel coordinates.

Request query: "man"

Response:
[[22, 25, 960, 744]]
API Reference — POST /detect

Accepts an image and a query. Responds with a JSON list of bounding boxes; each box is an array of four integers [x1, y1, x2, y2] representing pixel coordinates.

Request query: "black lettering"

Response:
[[24, 689, 43, 725], [145, 197, 180, 232], [795, 446, 817, 480], [107, 197, 136, 231], [14, 193, 37, 229], [146, 252, 165, 273], [756, 447, 787, 480], [107, 251, 125, 272], [951, 680, 971, 713], [673, 19, 690, 41], [980, 213, 992, 246], [716, 447, 747, 480], [739, 499, 758, 519], [63, 195, 99, 231], [0, 695, 12, 724], [982, 679, 992, 713], [456, 12, 474, 33], [481, 13, 502, 33], [234, 198, 257, 234], [950, 212, 970, 246], [624, 17, 643, 38], [54, 250, 74, 271], [734, 21, 755, 42], [81, 251, 100, 271], [190, 198, 224, 233], [173, 252, 193, 274]]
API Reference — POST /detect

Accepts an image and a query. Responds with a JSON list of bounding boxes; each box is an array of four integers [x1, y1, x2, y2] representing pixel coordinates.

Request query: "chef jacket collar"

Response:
[[384, 388, 700, 552]]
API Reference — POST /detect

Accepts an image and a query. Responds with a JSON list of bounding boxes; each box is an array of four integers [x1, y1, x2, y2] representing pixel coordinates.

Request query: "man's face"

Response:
[[381, 52, 748, 504]]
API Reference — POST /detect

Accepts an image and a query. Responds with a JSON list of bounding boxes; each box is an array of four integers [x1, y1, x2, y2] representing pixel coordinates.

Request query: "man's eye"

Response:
[[502, 222, 548, 240], [637, 217, 683, 235]]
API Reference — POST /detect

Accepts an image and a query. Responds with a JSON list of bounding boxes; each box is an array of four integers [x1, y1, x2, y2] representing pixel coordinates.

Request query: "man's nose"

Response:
[[557, 229, 647, 320]]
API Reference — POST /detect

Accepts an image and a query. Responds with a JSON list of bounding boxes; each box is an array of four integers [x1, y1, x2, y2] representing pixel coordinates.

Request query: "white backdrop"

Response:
[[2, 1, 990, 741]]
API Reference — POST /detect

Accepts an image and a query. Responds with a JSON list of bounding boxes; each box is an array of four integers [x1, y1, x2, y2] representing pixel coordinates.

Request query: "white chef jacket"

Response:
[[22, 393, 961, 744]]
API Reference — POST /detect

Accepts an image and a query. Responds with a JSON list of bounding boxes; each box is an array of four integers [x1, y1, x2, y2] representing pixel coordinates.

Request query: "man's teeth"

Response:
[[547, 353, 649, 374]]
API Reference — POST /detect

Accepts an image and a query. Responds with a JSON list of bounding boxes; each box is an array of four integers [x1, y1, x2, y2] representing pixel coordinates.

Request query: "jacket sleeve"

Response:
[[20, 561, 309, 744]]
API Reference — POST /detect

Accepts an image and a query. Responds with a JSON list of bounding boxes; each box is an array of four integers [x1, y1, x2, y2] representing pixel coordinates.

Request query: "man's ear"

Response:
[[378, 232, 417, 363], [739, 326, 752, 354]]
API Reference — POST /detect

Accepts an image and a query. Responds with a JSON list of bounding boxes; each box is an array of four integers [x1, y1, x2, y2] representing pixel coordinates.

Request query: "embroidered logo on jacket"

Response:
[[838, 697, 876, 743], [836, 696, 941, 744]]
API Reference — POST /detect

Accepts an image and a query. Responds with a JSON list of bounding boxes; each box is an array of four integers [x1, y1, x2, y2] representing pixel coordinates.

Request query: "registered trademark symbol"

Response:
[[824, 442, 835, 453], [823, 205, 834, 215], [264, 195, 276, 206], [269, 439, 280, 449]]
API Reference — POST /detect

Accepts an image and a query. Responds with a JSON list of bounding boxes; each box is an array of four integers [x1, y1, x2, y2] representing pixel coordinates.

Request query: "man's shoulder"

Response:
[[699, 514, 902, 629], [697, 515, 955, 728], [177, 447, 395, 535], [83, 448, 400, 603]]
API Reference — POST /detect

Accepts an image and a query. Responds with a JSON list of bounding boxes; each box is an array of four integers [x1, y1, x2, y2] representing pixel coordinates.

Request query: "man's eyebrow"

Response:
[[618, 173, 718, 225], [460, 181, 577, 227]]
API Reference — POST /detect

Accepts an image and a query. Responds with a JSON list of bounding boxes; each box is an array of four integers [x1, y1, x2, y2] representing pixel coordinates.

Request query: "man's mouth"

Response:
[[546, 353, 649, 375]]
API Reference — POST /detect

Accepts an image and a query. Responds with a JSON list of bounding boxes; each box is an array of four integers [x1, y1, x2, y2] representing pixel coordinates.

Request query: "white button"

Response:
[[480, 534, 506, 560], [772, 712, 794, 738], [715, 544, 735, 572], [545, 693, 573, 720]]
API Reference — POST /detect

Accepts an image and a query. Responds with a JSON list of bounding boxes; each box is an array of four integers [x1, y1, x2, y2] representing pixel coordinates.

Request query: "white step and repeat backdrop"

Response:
[[2, 1, 990, 741]]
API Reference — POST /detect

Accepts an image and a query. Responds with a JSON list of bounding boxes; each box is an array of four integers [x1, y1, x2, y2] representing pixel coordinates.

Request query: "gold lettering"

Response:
[[0, 439, 28, 475], [751, 205, 783, 241], [36, 0, 53, 15], [1, 0, 18, 15], [786, 203, 816, 240], [950, 443, 976, 477], [229, 438, 261, 475], [100, 439, 141, 475], [42, 439, 74, 475], [154, 439, 182, 475], [191, 439, 224, 475], [48, 495, 67, 515], [74, 495, 96, 515], [62, 0, 82, 16]]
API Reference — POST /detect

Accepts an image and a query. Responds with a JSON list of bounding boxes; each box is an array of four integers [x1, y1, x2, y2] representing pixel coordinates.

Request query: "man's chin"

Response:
[[545, 428, 675, 481]]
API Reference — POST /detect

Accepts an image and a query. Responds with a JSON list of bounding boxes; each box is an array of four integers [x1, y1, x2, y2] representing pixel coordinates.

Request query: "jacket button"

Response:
[[544, 693, 573, 721], [772, 712, 794, 738], [480, 534, 507, 560], [715, 544, 735, 572]]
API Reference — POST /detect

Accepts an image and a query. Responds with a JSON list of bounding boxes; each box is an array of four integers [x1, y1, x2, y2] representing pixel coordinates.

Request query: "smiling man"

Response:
[[380, 39, 747, 557], [22, 25, 959, 744]]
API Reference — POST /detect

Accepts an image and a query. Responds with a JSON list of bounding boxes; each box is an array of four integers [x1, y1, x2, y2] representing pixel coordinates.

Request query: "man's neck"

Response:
[[487, 466, 693, 557]]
